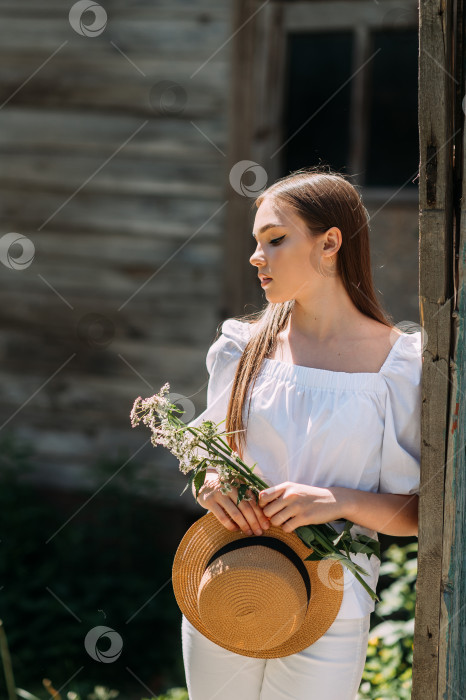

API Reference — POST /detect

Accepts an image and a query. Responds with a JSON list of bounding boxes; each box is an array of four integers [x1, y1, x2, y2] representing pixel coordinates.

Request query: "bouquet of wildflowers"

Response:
[[130, 382, 381, 601]]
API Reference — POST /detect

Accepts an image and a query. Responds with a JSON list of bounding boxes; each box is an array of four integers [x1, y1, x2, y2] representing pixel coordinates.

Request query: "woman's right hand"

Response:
[[195, 472, 271, 536]]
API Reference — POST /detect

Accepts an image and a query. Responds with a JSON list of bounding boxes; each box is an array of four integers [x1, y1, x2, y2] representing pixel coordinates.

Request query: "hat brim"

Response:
[[172, 511, 344, 658]]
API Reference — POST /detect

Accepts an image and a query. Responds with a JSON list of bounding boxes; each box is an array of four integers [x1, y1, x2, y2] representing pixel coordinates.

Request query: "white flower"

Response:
[[200, 420, 217, 439]]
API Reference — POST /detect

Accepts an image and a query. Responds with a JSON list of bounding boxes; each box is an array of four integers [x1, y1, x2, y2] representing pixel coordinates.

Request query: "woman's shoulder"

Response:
[[205, 318, 254, 373], [220, 317, 254, 343], [379, 326, 423, 388]]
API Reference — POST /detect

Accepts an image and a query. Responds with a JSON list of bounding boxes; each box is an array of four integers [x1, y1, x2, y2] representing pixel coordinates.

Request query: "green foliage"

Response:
[[150, 689, 189, 700], [0, 432, 187, 699], [358, 541, 417, 699]]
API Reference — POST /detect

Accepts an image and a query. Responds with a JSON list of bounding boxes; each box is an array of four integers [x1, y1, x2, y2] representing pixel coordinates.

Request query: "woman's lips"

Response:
[[260, 277, 272, 286]]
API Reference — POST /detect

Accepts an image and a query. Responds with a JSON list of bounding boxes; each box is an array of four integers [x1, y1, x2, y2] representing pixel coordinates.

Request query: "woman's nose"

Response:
[[249, 248, 265, 267]]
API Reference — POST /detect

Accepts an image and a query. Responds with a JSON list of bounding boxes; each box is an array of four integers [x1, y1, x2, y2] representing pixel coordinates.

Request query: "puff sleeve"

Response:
[[187, 318, 250, 433], [378, 331, 423, 497]]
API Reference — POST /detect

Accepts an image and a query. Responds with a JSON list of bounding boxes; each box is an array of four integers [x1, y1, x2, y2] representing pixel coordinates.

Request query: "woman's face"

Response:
[[249, 198, 338, 304]]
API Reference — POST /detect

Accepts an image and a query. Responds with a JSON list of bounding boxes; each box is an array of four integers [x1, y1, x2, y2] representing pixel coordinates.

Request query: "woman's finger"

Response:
[[239, 489, 271, 529], [251, 502, 271, 529], [200, 479, 270, 534], [208, 502, 241, 532], [224, 497, 260, 534], [234, 489, 271, 529]]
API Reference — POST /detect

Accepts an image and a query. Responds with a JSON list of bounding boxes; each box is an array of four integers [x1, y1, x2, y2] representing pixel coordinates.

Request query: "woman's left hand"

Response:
[[258, 481, 347, 532]]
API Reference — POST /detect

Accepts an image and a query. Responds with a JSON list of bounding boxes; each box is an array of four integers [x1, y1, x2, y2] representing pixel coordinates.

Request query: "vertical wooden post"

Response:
[[222, 0, 286, 320], [414, 1, 465, 698], [437, 0, 466, 694]]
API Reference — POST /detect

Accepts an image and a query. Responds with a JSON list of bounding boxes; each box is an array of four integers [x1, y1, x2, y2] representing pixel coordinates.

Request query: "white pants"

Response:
[[181, 612, 370, 700]]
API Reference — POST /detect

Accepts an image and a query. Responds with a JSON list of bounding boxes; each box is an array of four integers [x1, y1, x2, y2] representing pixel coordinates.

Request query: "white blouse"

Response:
[[188, 318, 422, 619]]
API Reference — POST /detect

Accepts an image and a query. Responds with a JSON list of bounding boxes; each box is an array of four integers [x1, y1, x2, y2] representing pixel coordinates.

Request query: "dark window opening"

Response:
[[281, 29, 418, 188], [282, 32, 353, 175], [366, 29, 419, 187]]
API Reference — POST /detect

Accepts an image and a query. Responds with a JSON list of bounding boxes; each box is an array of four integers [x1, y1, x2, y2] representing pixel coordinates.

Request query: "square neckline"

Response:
[[258, 329, 406, 377]]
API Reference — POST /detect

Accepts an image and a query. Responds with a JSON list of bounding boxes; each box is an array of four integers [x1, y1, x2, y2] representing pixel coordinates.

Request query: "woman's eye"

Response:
[[270, 236, 285, 246]]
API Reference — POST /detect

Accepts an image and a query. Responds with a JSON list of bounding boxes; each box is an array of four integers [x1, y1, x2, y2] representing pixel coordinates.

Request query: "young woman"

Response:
[[181, 167, 422, 700]]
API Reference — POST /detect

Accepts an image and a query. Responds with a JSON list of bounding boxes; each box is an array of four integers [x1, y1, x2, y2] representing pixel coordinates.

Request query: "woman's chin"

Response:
[[264, 291, 289, 304]]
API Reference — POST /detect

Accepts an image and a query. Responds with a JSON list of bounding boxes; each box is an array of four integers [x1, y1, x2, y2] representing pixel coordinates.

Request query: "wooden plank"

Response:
[[413, 0, 457, 698], [0, 56, 228, 116], [0, 366, 211, 410], [0, 188, 228, 236], [0, 109, 227, 158], [0, 153, 222, 198], [0, 18, 232, 58], [0, 264, 219, 299], [0, 292, 218, 343], [283, 0, 418, 31], [0, 231, 220, 271], [0, 2, 229, 17], [0, 53, 228, 86]]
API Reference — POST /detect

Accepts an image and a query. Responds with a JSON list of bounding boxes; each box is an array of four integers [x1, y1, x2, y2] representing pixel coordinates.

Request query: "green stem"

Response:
[[0, 619, 17, 700], [209, 440, 270, 490], [181, 422, 269, 490], [295, 527, 378, 600]]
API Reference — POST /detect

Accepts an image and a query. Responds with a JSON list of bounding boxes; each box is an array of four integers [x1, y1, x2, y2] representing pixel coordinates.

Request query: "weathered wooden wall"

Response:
[[0, 0, 421, 513], [0, 0, 234, 507]]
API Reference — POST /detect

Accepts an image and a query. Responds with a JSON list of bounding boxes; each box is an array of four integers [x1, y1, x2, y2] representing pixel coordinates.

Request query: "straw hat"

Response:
[[172, 511, 344, 658]]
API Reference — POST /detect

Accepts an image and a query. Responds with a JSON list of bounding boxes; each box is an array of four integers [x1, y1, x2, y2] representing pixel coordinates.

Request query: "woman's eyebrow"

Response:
[[252, 223, 285, 240]]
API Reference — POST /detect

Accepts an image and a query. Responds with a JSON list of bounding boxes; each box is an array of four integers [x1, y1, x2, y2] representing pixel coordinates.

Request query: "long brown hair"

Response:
[[221, 165, 395, 460]]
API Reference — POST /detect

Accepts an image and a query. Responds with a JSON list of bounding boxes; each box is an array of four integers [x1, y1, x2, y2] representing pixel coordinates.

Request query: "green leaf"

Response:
[[180, 468, 197, 496], [315, 522, 340, 538], [194, 469, 207, 499], [350, 541, 377, 555], [236, 483, 250, 505], [353, 535, 381, 560], [295, 525, 315, 546], [331, 519, 354, 546], [303, 551, 323, 561]]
